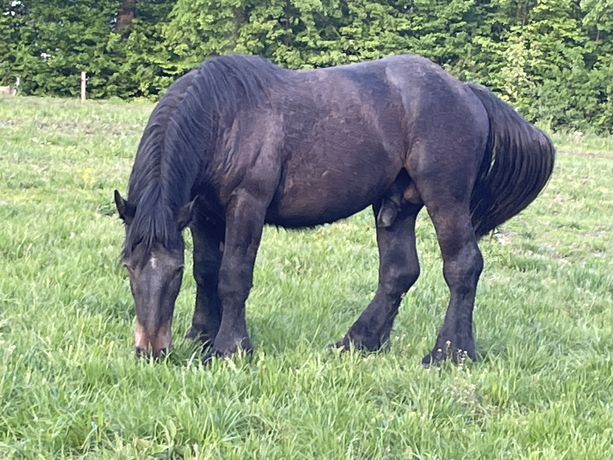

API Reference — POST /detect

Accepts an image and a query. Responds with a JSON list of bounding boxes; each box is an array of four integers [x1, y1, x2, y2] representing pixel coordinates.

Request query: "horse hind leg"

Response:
[[338, 197, 422, 351], [409, 147, 484, 365], [421, 204, 483, 365]]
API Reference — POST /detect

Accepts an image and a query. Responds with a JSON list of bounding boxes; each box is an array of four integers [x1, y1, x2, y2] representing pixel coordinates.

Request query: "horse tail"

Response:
[[467, 83, 555, 238]]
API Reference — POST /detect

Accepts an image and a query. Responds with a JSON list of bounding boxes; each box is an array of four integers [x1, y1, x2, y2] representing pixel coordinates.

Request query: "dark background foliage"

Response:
[[1, 0, 611, 131]]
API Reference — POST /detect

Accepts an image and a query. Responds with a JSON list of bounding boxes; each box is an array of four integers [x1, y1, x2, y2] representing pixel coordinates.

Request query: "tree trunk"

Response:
[[116, 0, 137, 33]]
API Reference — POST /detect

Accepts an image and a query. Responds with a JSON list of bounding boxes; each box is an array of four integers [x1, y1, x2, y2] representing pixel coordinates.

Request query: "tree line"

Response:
[[1, 0, 611, 132]]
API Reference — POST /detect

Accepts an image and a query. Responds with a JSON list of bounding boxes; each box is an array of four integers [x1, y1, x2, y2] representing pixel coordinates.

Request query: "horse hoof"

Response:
[[185, 326, 215, 345], [202, 351, 215, 366], [212, 337, 253, 359], [422, 340, 476, 367], [333, 338, 350, 351], [333, 335, 387, 354], [185, 326, 202, 340]]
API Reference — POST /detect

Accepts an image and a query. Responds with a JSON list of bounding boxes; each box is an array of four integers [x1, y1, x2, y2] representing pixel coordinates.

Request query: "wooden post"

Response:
[[81, 71, 87, 101]]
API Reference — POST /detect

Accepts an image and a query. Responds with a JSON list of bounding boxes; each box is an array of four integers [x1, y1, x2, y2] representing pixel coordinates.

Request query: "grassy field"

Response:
[[0, 96, 612, 459]]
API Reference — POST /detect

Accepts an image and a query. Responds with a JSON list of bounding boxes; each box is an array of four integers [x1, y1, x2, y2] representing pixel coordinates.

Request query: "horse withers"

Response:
[[114, 54, 554, 364]]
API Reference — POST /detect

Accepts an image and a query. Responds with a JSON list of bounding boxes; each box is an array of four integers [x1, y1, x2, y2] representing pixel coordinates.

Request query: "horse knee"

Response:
[[217, 268, 252, 304]]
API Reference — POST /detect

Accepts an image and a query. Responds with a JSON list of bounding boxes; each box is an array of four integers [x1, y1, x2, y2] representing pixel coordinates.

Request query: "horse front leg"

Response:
[[212, 190, 267, 358], [186, 213, 225, 345]]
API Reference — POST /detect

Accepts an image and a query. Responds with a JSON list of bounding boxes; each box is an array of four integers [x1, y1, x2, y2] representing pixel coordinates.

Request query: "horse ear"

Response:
[[114, 190, 135, 224], [176, 196, 199, 231]]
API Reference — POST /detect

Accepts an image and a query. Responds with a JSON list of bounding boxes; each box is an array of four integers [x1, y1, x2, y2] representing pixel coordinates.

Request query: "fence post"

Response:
[[81, 71, 87, 101]]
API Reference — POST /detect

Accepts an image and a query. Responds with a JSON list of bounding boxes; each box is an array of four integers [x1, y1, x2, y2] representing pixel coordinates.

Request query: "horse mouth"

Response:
[[134, 320, 172, 358]]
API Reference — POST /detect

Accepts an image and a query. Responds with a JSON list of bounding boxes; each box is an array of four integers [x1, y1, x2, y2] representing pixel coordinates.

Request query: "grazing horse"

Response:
[[114, 54, 554, 364]]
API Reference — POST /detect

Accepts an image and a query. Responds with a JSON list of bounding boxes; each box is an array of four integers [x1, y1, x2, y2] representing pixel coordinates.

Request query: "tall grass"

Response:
[[1, 96, 612, 459]]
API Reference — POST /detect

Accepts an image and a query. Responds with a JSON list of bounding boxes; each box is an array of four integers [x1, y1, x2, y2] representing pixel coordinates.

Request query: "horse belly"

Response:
[[266, 146, 400, 227]]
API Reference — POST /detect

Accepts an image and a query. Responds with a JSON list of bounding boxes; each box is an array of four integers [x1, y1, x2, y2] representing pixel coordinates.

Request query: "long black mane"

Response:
[[122, 55, 282, 258]]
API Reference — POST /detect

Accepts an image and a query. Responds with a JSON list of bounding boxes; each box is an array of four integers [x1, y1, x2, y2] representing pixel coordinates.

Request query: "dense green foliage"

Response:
[[1, 96, 613, 458], [1, 1, 611, 130]]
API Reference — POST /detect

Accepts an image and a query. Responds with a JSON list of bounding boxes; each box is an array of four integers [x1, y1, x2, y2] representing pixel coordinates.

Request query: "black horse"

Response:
[[114, 54, 554, 364]]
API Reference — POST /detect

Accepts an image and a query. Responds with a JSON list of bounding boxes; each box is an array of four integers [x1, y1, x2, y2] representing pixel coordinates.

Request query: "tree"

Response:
[[0, 0, 609, 131], [106, 0, 176, 98], [116, 0, 138, 33], [7, 0, 120, 97], [0, 0, 27, 85]]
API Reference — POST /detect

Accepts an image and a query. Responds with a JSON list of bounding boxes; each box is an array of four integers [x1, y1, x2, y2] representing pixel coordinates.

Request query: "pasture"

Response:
[[1, 96, 612, 459]]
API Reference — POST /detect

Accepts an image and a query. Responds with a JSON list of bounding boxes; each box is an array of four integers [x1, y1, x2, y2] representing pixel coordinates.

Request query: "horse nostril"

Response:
[[135, 347, 147, 358]]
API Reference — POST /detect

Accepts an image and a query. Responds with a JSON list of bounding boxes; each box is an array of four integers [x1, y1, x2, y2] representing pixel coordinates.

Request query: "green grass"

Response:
[[1, 96, 612, 459]]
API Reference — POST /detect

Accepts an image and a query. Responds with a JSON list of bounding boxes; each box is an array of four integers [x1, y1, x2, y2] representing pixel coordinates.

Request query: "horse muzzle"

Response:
[[134, 320, 172, 358]]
